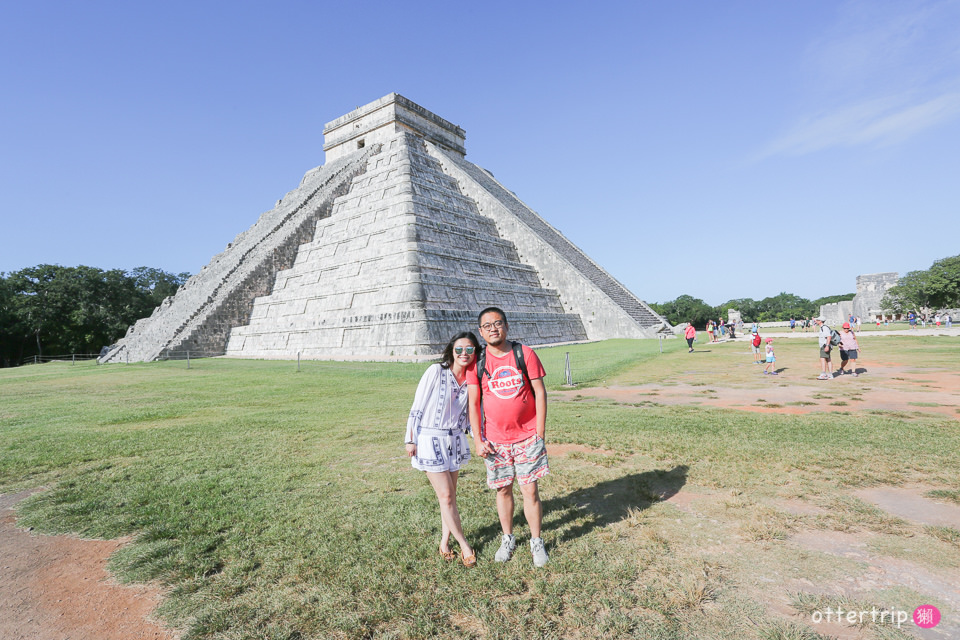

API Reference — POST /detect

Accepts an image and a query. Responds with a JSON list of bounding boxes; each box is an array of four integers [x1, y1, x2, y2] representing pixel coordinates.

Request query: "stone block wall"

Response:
[[225, 131, 587, 358], [100, 146, 378, 362], [853, 272, 899, 320], [426, 142, 669, 340]]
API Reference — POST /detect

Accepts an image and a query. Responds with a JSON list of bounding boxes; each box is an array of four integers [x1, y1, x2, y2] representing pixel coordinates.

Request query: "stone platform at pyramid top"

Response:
[[323, 93, 466, 163], [101, 93, 669, 363]]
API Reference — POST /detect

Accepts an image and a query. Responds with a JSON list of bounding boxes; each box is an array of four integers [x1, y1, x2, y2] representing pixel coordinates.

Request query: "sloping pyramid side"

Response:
[[225, 131, 587, 358], [426, 142, 670, 340], [99, 146, 378, 363]]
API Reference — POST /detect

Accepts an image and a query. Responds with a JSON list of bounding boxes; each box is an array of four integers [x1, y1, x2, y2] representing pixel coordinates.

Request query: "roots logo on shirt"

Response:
[[488, 365, 524, 399]]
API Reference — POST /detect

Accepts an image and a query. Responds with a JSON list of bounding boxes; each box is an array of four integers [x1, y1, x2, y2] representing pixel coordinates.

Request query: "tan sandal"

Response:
[[461, 551, 477, 568], [439, 548, 457, 561]]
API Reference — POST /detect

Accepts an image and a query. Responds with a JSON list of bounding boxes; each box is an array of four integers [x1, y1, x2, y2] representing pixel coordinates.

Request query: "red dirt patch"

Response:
[[0, 490, 178, 640]]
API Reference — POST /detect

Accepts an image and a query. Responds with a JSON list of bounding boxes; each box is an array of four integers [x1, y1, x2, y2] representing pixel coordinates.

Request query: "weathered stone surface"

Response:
[[820, 300, 854, 326], [102, 94, 670, 362], [853, 272, 898, 320]]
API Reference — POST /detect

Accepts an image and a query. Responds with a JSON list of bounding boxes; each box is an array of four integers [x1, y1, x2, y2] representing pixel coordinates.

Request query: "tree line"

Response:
[[650, 291, 855, 329], [0, 265, 189, 367], [881, 254, 960, 316]]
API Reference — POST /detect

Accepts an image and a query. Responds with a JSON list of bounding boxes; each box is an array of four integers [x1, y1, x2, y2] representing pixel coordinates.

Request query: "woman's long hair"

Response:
[[440, 331, 481, 369]]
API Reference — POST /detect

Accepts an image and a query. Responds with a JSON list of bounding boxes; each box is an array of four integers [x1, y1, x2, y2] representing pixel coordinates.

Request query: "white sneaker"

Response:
[[530, 537, 549, 567], [494, 534, 516, 562]]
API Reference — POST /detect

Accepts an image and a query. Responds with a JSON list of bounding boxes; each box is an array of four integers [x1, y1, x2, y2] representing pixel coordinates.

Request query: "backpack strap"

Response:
[[512, 341, 531, 389]]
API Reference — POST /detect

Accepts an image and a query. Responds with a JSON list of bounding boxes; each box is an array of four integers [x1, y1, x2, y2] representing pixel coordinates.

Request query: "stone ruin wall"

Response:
[[853, 272, 899, 320]]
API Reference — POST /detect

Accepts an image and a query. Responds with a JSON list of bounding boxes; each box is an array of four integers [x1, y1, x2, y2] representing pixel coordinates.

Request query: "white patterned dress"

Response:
[[405, 363, 471, 472]]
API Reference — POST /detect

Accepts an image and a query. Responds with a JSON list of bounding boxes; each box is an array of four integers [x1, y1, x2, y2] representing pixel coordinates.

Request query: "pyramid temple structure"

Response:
[[100, 94, 669, 363]]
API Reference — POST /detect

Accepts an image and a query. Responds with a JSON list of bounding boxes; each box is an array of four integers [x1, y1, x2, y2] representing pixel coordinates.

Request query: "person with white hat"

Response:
[[814, 316, 833, 380]]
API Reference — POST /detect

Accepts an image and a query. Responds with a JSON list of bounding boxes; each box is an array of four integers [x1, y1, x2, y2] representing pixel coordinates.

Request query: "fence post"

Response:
[[564, 352, 572, 386], [297, 352, 301, 373], [187, 351, 191, 370], [659, 334, 663, 354], [72, 354, 75, 365]]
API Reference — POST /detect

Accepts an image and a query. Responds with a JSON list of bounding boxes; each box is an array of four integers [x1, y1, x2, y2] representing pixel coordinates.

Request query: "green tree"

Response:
[[754, 292, 814, 322], [2, 264, 190, 365], [716, 298, 759, 322], [130, 266, 190, 307], [650, 295, 717, 329], [883, 254, 960, 314], [812, 293, 855, 307]]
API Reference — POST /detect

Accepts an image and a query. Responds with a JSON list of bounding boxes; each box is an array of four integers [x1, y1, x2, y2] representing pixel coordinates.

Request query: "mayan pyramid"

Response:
[[100, 93, 669, 363]]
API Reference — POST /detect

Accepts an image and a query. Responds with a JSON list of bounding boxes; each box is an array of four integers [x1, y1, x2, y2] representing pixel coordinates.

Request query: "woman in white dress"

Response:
[[405, 332, 480, 567]]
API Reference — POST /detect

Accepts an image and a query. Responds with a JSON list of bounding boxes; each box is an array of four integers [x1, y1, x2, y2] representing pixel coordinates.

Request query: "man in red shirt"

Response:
[[468, 307, 550, 567]]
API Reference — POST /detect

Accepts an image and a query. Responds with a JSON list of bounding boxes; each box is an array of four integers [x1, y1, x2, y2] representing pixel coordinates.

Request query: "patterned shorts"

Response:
[[483, 434, 549, 489]]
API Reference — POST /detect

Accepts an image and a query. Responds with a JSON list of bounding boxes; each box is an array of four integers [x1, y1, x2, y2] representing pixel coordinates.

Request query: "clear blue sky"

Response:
[[2, 0, 958, 306]]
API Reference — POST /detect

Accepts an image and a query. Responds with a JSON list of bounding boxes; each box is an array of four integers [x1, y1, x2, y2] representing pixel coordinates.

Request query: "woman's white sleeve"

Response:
[[405, 365, 438, 444]]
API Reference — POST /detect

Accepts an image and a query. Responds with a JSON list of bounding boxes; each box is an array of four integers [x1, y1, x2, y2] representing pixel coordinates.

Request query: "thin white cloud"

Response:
[[764, 90, 960, 156], [759, 0, 960, 159]]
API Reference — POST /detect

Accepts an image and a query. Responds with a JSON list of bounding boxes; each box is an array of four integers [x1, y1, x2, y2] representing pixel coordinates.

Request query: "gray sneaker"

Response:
[[530, 537, 549, 567], [494, 534, 516, 562]]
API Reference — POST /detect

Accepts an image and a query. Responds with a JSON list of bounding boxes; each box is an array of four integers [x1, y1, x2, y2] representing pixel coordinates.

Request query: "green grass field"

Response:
[[2, 336, 958, 639]]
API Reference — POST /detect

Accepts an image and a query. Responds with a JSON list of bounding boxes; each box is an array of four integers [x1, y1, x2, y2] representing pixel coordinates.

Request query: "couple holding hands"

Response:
[[404, 307, 550, 568]]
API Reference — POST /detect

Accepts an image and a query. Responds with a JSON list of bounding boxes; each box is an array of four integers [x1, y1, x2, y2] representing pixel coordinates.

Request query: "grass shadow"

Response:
[[472, 466, 689, 548]]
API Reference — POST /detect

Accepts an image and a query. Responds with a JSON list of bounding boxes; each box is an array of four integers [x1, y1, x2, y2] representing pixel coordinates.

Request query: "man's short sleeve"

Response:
[[522, 345, 546, 380]]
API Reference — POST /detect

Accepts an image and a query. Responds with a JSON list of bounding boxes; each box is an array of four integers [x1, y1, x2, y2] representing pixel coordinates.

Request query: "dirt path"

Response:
[[555, 365, 960, 421], [0, 490, 178, 640]]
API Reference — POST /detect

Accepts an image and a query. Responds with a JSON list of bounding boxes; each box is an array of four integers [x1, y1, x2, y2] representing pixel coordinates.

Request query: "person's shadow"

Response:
[[472, 465, 689, 548]]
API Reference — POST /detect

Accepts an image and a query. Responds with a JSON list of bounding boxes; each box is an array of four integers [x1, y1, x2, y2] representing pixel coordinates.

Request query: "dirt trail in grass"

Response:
[[0, 490, 177, 640], [556, 362, 960, 421]]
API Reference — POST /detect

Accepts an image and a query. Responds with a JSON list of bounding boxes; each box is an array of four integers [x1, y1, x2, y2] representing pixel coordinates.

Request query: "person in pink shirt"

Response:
[[684, 322, 697, 352], [837, 322, 862, 377], [468, 307, 550, 567]]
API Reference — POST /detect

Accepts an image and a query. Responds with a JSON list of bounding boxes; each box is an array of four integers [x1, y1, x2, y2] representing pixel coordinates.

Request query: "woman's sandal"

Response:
[[439, 548, 457, 561], [460, 551, 477, 568]]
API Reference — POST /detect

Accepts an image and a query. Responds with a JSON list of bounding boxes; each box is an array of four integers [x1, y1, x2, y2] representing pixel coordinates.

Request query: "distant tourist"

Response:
[[837, 323, 861, 377], [684, 322, 696, 353], [935, 314, 942, 327], [468, 307, 550, 568], [815, 316, 833, 380], [855, 316, 862, 332], [763, 338, 777, 375], [946, 313, 953, 328], [405, 332, 480, 567], [790, 317, 796, 331], [751, 331, 763, 364], [751, 321, 759, 336], [718, 316, 725, 338], [706, 320, 715, 343]]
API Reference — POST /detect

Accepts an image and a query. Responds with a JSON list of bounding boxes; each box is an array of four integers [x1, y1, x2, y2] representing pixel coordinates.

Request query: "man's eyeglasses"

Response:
[[454, 346, 476, 355], [480, 320, 505, 331]]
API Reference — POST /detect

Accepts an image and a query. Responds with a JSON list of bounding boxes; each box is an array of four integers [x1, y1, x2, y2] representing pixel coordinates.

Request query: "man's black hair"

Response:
[[478, 306, 508, 326]]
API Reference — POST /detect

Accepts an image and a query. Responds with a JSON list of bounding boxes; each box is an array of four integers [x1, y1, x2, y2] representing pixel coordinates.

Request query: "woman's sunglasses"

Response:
[[454, 347, 476, 355]]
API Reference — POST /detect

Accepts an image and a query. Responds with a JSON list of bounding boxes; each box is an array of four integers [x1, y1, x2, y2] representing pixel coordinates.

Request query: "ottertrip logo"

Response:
[[488, 366, 524, 399]]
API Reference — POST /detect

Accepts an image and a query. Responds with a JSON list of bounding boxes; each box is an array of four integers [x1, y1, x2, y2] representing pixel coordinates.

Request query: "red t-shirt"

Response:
[[466, 343, 546, 444]]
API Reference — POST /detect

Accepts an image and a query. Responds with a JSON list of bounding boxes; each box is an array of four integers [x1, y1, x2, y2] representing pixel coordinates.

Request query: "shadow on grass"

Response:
[[472, 465, 689, 548]]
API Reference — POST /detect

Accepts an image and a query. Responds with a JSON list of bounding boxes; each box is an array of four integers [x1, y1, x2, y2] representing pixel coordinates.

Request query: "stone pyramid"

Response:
[[101, 94, 669, 363]]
